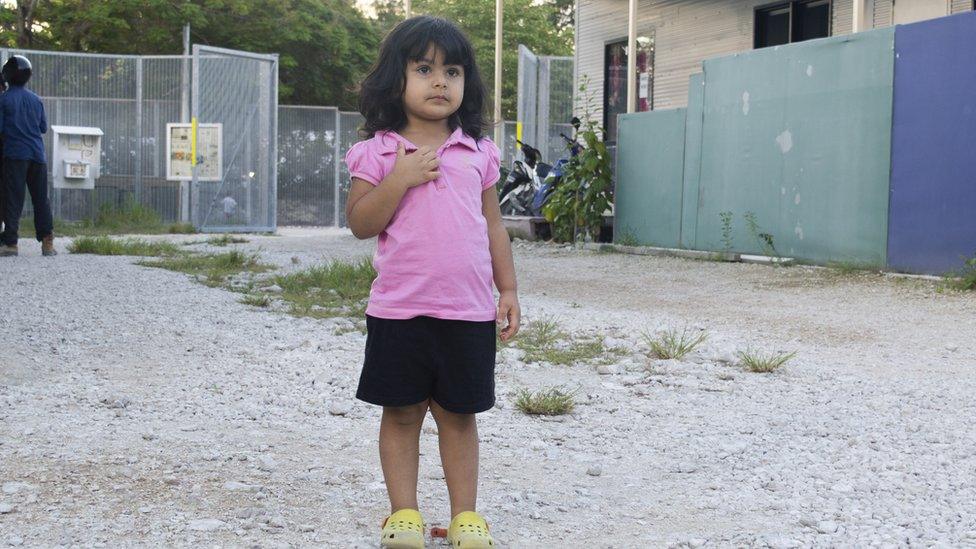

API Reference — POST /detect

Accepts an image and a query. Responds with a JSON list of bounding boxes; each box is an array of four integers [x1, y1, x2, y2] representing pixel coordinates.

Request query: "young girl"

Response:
[[344, 15, 520, 549]]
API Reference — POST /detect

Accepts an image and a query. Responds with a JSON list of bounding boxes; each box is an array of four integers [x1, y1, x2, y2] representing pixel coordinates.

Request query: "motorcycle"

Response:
[[498, 140, 549, 216], [532, 117, 583, 216]]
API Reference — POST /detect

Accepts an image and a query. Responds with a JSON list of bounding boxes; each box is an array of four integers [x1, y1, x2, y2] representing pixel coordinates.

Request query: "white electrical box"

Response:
[[51, 126, 103, 190]]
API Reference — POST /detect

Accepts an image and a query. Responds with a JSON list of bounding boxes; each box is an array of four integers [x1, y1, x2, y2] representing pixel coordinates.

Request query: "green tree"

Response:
[[373, 0, 573, 120], [0, 0, 378, 109]]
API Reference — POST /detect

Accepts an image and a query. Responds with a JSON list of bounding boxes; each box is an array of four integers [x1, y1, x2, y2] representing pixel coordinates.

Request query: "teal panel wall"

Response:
[[695, 29, 895, 265], [680, 72, 705, 249], [614, 109, 687, 248]]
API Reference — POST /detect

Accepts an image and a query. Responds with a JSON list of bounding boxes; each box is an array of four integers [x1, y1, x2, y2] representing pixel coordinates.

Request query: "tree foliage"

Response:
[[0, 0, 573, 114], [373, 0, 573, 119], [0, 0, 378, 108]]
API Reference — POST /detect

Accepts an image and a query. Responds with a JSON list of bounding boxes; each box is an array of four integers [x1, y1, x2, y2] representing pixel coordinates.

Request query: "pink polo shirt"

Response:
[[345, 127, 501, 321]]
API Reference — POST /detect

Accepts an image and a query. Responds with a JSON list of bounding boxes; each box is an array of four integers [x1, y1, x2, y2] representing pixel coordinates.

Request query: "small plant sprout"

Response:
[[737, 349, 796, 373], [644, 327, 708, 360], [514, 386, 577, 416], [719, 211, 734, 252], [240, 294, 271, 308], [743, 211, 779, 259], [942, 255, 976, 291]]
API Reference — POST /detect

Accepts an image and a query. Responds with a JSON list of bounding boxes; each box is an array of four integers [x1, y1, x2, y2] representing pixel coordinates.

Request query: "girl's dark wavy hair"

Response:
[[358, 16, 489, 140]]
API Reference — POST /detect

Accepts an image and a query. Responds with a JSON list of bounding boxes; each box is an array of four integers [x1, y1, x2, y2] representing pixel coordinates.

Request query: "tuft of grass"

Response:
[[511, 318, 614, 366], [516, 318, 564, 351], [139, 250, 273, 286], [514, 386, 576, 416], [273, 258, 376, 319], [942, 257, 976, 291], [826, 261, 877, 276], [240, 294, 271, 307], [206, 234, 250, 246], [21, 202, 197, 238], [737, 349, 796, 373], [68, 236, 181, 257], [616, 231, 639, 247], [167, 223, 197, 234], [643, 328, 707, 360]]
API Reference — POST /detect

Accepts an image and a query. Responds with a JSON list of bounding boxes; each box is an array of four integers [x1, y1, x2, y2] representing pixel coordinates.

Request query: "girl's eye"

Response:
[[417, 65, 431, 74], [447, 68, 461, 77]]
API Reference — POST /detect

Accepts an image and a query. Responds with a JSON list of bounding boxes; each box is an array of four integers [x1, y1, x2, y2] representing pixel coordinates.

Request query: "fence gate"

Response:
[[517, 45, 574, 164], [191, 45, 277, 232]]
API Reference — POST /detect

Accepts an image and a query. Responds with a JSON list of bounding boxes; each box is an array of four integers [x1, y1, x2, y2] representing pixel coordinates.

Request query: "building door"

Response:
[[604, 35, 654, 143]]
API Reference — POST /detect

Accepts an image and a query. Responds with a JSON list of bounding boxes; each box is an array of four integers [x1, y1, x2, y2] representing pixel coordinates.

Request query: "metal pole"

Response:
[[627, 0, 637, 113], [269, 56, 279, 232], [494, 0, 503, 144], [190, 44, 199, 228], [135, 57, 143, 205], [405, 0, 411, 18], [180, 24, 191, 223], [181, 24, 190, 122], [334, 112, 342, 227]]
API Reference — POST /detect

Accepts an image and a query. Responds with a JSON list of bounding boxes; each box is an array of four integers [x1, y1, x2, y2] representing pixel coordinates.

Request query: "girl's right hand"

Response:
[[391, 144, 440, 188]]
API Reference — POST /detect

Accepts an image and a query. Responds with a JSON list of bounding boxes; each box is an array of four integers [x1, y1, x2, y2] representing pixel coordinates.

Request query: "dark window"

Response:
[[603, 36, 654, 143], [755, 1, 832, 49]]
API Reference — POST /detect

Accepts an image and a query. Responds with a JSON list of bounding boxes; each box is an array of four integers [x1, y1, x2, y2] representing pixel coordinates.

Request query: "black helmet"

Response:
[[2, 55, 32, 86]]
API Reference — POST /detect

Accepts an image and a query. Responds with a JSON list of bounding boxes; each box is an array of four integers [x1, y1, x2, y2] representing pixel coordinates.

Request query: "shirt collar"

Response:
[[375, 127, 480, 154]]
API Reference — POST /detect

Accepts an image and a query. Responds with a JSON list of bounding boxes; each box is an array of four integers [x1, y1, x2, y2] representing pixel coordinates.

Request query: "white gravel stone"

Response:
[[1, 230, 974, 547], [816, 520, 839, 534], [257, 456, 277, 472], [187, 519, 226, 532], [329, 401, 352, 416]]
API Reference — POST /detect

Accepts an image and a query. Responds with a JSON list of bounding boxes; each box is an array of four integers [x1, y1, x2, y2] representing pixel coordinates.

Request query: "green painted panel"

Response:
[[695, 29, 895, 266], [680, 72, 705, 249], [614, 109, 686, 248]]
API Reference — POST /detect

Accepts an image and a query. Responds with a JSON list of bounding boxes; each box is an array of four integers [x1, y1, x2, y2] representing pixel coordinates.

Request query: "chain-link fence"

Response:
[[517, 45, 575, 164], [3, 48, 527, 231], [1, 49, 191, 223], [277, 111, 516, 227], [1, 47, 277, 232], [192, 45, 277, 232], [277, 106, 338, 226]]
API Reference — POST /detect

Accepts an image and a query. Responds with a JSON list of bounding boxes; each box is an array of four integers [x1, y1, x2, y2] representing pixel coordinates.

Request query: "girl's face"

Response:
[[402, 46, 465, 124]]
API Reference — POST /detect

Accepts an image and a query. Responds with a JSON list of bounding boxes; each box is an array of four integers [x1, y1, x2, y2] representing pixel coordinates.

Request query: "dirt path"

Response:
[[1, 229, 974, 548]]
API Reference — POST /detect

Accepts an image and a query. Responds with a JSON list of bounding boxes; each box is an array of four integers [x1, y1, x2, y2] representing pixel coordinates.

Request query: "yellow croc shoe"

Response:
[[447, 511, 494, 548], [381, 508, 426, 549]]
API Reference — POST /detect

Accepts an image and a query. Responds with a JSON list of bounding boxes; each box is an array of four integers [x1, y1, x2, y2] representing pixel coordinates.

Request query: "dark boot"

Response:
[[0, 243, 17, 256], [41, 234, 56, 256]]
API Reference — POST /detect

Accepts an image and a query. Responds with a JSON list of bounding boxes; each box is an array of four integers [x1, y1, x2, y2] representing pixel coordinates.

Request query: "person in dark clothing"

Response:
[[0, 55, 55, 257], [0, 72, 5, 237]]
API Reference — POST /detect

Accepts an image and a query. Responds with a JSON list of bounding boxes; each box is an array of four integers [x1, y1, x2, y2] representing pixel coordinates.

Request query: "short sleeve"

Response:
[[479, 138, 501, 190], [344, 140, 383, 186]]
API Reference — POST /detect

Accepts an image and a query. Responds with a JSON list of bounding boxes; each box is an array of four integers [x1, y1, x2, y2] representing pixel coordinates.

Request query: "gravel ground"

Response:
[[1, 227, 975, 548]]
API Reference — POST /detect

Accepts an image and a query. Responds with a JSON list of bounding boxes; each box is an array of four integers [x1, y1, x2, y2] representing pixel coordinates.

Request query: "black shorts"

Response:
[[356, 314, 497, 414]]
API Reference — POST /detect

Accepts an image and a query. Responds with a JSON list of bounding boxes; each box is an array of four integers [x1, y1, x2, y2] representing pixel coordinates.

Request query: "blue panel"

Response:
[[888, 11, 976, 275]]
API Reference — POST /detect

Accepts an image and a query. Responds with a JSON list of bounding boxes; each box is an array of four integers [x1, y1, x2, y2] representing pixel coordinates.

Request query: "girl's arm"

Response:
[[345, 177, 408, 239], [346, 144, 439, 239], [482, 186, 521, 341]]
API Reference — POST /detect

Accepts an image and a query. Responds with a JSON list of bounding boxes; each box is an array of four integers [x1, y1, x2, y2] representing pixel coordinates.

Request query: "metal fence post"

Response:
[[538, 56, 552, 160], [334, 111, 342, 227], [269, 55, 279, 232], [190, 45, 199, 227], [135, 57, 143, 205]]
